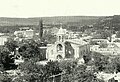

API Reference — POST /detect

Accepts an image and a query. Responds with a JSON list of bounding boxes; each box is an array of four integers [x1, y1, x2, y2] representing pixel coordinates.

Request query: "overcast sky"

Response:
[[0, 0, 120, 18]]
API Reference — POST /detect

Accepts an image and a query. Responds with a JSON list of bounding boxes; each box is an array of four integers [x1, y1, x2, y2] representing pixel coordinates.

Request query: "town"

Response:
[[1, 15, 120, 82]]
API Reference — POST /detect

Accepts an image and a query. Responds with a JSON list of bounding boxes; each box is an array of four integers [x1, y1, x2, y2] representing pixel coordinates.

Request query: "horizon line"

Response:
[[0, 15, 117, 18]]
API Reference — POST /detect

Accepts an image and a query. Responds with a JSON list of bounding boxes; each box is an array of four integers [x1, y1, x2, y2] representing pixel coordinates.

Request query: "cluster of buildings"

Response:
[[0, 24, 91, 62], [1, 21, 120, 62], [1, 22, 120, 82], [14, 27, 34, 39], [45, 26, 120, 60], [90, 34, 120, 56], [0, 27, 35, 46]]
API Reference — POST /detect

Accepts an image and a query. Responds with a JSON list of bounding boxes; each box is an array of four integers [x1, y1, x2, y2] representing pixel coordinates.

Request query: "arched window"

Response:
[[57, 55, 63, 59], [57, 44, 63, 51], [58, 36, 62, 41]]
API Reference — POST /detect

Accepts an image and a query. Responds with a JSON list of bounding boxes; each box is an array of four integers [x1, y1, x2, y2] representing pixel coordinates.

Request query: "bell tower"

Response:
[[57, 27, 66, 42]]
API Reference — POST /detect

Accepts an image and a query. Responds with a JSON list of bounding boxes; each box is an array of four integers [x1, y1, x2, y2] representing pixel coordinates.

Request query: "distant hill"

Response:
[[0, 16, 104, 26], [94, 15, 120, 31]]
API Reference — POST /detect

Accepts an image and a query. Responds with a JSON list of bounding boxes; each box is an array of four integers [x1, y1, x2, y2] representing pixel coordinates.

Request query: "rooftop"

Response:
[[66, 39, 88, 45], [57, 27, 66, 35]]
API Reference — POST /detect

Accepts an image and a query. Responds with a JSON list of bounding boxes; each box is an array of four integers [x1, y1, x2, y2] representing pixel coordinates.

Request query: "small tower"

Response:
[[57, 26, 66, 42]]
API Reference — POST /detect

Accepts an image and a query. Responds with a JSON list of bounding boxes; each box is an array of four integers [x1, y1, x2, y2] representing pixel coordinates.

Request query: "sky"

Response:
[[0, 0, 120, 18]]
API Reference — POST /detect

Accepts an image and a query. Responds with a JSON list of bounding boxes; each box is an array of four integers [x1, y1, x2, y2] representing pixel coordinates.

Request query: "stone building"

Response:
[[46, 27, 90, 60], [0, 35, 9, 46]]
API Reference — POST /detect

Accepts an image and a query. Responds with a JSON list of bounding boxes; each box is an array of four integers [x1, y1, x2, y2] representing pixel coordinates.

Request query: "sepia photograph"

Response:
[[0, 0, 120, 82]]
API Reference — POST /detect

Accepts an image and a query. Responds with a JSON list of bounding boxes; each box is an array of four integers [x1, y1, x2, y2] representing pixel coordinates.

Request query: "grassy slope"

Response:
[[0, 16, 104, 26]]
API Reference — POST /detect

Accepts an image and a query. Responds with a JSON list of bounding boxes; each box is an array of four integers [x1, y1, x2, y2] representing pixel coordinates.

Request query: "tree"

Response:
[[83, 52, 91, 64], [39, 19, 43, 40], [0, 73, 12, 82], [99, 42, 108, 48], [4, 39, 18, 53], [61, 64, 104, 82], [93, 30, 111, 41], [42, 30, 56, 44], [77, 71, 104, 82], [59, 60, 78, 74], [18, 60, 62, 82], [90, 52, 118, 73], [45, 61, 62, 75], [110, 56, 120, 73], [101, 31, 111, 40], [0, 47, 17, 70], [18, 40, 43, 61], [18, 60, 45, 82], [116, 31, 120, 38]]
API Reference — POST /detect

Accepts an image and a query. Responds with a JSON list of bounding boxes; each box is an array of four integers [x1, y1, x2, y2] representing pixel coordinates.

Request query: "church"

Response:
[[46, 27, 90, 60]]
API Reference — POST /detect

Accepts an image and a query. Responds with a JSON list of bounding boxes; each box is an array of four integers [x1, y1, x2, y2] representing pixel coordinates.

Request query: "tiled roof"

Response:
[[65, 39, 88, 46]]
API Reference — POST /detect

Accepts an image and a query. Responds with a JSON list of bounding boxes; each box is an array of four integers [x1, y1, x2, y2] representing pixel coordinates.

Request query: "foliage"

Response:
[[110, 56, 120, 73], [61, 65, 104, 82], [0, 39, 19, 70], [18, 60, 62, 82], [4, 39, 18, 52], [0, 73, 12, 82], [59, 60, 78, 74], [39, 19, 43, 39], [18, 60, 43, 74], [17, 60, 44, 82], [91, 52, 110, 72], [17, 55, 120, 82], [116, 31, 120, 38], [42, 30, 56, 44], [0, 47, 17, 70], [83, 53, 91, 64], [18, 40, 43, 61], [93, 30, 111, 41], [59, 58, 104, 82], [90, 52, 120, 73], [94, 15, 120, 31], [99, 43, 108, 48], [89, 41, 99, 45], [101, 30, 111, 40], [45, 61, 62, 75]]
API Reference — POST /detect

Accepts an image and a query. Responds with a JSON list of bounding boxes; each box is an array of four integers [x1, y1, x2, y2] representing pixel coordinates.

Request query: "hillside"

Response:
[[0, 16, 103, 26], [94, 15, 120, 31]]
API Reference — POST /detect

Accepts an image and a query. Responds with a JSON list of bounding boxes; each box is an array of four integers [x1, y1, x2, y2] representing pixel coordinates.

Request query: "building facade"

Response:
[[0, 35, 9, 45], [46, 28, 90, 60]]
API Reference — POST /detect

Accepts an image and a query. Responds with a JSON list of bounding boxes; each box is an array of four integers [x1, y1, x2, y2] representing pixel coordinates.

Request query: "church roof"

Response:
[[65, 39, 88, 46], [114, 43, 120, 48], [57, 27, 66, 35]]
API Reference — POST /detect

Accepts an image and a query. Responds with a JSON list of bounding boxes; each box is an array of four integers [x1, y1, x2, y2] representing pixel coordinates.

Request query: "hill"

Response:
[[94, 15, 120, 31], [0, 16, 103, 26]]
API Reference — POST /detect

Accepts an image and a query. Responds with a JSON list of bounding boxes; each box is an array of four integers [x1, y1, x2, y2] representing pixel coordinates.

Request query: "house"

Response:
[[46, 27, 90, 60], [91, 39, 109, 44], [0, 35, 9, 46], [82, 36, 93, 42], [14, 27, 35, 40], [96, 72, 120, 82], [90, 42, 120, 55]]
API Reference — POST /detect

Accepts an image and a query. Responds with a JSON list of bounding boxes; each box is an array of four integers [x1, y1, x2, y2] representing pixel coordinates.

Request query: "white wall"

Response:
[[0, 37, 8, 45]]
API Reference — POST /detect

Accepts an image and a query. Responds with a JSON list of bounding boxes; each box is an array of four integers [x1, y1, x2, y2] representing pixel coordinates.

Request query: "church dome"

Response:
[[57, 27, 66, 35]]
